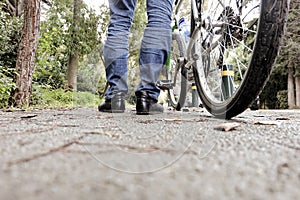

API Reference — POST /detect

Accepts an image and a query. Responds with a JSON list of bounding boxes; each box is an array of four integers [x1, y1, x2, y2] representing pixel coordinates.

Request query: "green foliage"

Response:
[[98, 5, 110, 41], [0, 0, 110, 108], [34, 0, 71, 88], [0, 1, 23, 108], [276, 90, 288, 109], [73, 91, 99, 106], [66, 0, 101, 56], [35, 0, 105, 89], [76, 4, 109, 95], [283, 1, 300, 70], [260, 66, 287, 109], [0, 0, 147, 108], [30, 85, 100, 108], [0, 1, 23, 69], [35, 18, 68, 88], [30, 85, 72, 107], [0, 68, 16, 108], [98, 4, 109, 62], [77, 49, 103, 93], [277, 1, 300, 72]]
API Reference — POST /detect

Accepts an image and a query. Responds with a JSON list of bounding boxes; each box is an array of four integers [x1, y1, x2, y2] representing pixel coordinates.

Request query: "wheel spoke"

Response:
[[194, 0, 261, 102]]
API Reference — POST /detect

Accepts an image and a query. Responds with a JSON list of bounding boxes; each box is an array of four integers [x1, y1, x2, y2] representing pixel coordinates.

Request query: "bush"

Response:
[[276, 90, 288, 109], [0, 2, 23, 73], [0, 71, 16, 108], [0, 1, 23, 109], [73, 92, 100, 106], [30, 86, 100, 108]]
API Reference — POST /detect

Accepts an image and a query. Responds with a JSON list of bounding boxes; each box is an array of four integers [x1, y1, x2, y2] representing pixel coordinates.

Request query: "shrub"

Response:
[[276, 90, 288, 109], [30, 86, 100, 108], [0, 71, 16, 108]]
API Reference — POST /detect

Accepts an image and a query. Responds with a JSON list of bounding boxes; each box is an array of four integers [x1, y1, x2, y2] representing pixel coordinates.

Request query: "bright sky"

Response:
[[84, 0, 108, 12]]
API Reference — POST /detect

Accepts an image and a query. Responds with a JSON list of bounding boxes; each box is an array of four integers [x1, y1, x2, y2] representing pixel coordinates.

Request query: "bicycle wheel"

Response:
[[166, 31, 188, 110], [191, 0, 289, 119]]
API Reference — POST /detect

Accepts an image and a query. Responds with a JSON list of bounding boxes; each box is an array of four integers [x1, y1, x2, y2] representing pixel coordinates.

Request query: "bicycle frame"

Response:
[[174, 0, 227, 69], [169, 0, 289, 118], [173, 0, 201, 71]]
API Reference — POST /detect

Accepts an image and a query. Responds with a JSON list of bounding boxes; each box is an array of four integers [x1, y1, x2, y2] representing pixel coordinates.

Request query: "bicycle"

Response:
[[158, 0, 290, 119]]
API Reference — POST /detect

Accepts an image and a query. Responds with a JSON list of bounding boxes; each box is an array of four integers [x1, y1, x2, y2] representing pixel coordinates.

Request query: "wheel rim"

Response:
[[168, 33, 186, 107], [194, 0, 260, 106]]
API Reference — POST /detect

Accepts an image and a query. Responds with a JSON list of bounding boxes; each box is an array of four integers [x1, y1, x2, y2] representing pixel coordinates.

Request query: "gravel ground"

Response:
[[0, 107, 299, 200]]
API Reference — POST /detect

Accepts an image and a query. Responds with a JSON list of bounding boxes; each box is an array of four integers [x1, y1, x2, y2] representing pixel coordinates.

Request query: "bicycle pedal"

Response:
[[156, 80, 173, 90], [177, 57, 185, 64]]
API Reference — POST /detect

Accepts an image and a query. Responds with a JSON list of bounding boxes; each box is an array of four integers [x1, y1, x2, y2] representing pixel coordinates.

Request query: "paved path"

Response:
[[0, 107, 299, 200]]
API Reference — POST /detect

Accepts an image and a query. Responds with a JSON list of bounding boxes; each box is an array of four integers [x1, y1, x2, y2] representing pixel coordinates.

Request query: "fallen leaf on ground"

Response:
[[214, 122, 241, 132], [253, 120, 281, 126], [163, 118, 184, 122], [137, 120, 154, 124], [163, 118, 206, 123], [275, 117, 290, 121], [20, 115, 38, 119]]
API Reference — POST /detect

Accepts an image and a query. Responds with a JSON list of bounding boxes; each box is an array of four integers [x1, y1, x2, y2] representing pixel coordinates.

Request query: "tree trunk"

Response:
[[66, 0, 81, 91], [12, 0, 41, 107], [67, 52, 78, 91], [287, 67, 296, 109], [5, 0, 24, 16], [16, 0, 25, 16], [295, 68, 300, 108]]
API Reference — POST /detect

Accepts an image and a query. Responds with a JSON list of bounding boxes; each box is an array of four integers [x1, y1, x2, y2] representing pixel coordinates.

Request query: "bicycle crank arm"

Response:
[[156, 80, 173, 90], [177, 56, 195, 70]]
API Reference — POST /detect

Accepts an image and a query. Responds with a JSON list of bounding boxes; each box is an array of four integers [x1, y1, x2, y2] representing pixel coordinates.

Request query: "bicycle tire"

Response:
[[167, 31, 188, 110], [191, 0, 289, 119]]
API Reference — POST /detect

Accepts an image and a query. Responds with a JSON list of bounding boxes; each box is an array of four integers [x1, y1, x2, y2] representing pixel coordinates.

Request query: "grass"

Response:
[[30, 87, 102, 109]]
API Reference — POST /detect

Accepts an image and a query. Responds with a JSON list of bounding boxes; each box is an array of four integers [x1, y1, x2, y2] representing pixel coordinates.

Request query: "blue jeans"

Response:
[[103, 0, 174, 101]]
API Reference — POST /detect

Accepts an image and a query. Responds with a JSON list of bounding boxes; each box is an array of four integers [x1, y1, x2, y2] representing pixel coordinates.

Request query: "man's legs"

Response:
[[103, 0, 137, 100], [99, 0, 136, 112], [135, 0, 174, 114], [100, 0, 174, 114], [136, 0, 174, 101]]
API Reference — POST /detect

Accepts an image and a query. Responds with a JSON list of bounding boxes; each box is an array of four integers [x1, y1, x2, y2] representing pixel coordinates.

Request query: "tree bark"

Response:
[[67, 52, 78, 91], [287, 67, 296, 109], [4, 0, 24, 16], [66, 0, 81, 91], [295, 68, 300, 108], [12, 0, 41, 107]]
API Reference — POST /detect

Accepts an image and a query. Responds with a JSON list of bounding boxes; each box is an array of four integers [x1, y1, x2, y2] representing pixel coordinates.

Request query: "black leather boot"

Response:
[[136, 91, 163, 115], [98, 92, 125, 113]]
